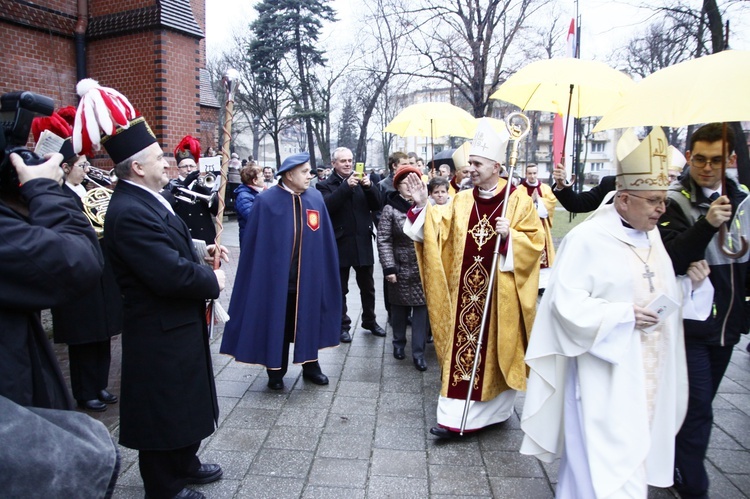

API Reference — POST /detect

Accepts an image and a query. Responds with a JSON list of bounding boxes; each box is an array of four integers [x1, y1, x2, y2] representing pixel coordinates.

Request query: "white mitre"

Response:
[[469, 118, 510, 164], [616, 127, 671, 191], [452, 141, 472, 169]]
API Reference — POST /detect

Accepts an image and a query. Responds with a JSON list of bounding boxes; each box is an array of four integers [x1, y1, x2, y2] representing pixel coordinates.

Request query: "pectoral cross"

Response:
[[642, 264, 655, 293], [469, 215, 496, 251]]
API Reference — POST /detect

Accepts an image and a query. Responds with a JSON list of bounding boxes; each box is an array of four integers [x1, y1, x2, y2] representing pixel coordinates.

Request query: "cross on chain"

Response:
[[642, 263, 656, 293], [469, 216, 495, 251]]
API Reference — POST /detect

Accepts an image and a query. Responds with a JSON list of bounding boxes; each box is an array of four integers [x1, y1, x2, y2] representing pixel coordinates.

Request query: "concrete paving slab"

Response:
[[60, 220, 749, 499]]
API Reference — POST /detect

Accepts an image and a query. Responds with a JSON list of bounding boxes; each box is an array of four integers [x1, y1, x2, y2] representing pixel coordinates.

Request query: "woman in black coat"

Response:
[[51, 154, 123, 412], [377, 166, 429, 371]]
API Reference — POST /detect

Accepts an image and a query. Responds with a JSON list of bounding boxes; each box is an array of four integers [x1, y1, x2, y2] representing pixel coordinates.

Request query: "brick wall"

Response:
[[0, 23, 78, 107], [1, 0, 209, 169]]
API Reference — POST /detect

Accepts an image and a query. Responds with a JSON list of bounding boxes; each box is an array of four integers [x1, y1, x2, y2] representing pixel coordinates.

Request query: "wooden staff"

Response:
[[207, 68, 239, 337], [459, 112, 530, 435]]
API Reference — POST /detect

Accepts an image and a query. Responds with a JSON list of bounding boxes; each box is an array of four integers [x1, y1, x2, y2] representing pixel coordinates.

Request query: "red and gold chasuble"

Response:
[[447, 188, 511, 401]]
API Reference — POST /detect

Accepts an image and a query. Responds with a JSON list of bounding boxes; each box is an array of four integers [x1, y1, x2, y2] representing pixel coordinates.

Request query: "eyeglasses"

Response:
[[628, 192, 667, 207], [690, 155, 725, 168], [178, 163, 199, 170]]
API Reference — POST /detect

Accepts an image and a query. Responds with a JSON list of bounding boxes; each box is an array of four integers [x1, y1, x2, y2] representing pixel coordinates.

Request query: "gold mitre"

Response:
[[452, 141, 472, 169], [616, 127, 671, 191], [469, 118, 509, 164]]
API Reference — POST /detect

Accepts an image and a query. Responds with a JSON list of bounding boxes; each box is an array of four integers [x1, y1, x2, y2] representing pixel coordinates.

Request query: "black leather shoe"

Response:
[[426, 335, 434, 344], [340, 330, 352, 343], [174, 488, 205, 499], [302, 372, 329, 385], [430, 426, 459, 439], [267, 378, 284, 390], [97, 389, 118, 404], [393, 346, 405, 360], [365, 323, 387, 337], [414, 358, 427, 371], [78, 399, 107, 412], [186, 463, 223, 485]]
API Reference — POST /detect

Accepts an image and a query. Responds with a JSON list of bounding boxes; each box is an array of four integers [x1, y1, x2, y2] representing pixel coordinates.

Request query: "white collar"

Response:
[[122, 179, 175, 215]]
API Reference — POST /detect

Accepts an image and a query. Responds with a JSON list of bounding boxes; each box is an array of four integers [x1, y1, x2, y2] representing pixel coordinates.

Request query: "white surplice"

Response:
[[520, 204, 713, 498]]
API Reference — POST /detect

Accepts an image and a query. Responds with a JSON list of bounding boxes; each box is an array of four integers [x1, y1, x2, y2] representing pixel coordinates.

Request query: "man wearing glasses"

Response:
[[658, 123, 747, 499], [170, 135, 218, 244]]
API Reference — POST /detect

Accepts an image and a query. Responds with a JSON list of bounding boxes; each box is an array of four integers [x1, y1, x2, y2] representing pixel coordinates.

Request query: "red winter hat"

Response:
[[393, 165, 423, 187]]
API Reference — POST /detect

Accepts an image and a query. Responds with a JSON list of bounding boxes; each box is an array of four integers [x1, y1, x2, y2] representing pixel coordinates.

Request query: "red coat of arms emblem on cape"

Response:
[[307, 209, 320, 231]]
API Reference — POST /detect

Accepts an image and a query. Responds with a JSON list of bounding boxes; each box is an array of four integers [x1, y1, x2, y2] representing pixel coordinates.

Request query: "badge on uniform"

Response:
[[307, 209, 320, 231]]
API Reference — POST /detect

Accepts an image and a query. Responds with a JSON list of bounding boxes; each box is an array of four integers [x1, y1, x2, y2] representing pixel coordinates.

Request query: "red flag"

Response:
[[552, 19, 577, 167]]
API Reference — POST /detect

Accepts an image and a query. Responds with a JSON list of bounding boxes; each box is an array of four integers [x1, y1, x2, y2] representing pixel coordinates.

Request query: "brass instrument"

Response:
[[174, 187, 215, 208], [199, 172, 216, 189], [85, 166, 117, 188], [82, 187, 113, 238]]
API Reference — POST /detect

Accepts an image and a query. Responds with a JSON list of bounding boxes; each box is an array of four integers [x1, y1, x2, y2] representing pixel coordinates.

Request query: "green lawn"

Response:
[[551, 202, 591, 246]]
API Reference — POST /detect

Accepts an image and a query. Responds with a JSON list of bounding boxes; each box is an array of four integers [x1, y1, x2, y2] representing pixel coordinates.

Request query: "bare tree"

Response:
[[345, 0, 406, 163], [400, 0, 551, 118]]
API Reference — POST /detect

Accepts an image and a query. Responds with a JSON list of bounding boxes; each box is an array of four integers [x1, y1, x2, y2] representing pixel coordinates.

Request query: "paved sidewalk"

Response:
[[57, 219, 750, 498]]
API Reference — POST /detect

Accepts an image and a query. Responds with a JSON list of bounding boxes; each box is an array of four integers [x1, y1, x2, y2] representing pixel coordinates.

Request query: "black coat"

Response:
[[171, 181, 218, 244], [553, 175, 616, 213], [104, 180, 220, 450], [0, 179, 103, 409], [51, 185, 123, 345], [316, 173, 381, 267]]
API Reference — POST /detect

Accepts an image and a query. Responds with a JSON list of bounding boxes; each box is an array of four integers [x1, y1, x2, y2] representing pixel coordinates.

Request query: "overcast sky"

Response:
[[206, 0, 749, 62]]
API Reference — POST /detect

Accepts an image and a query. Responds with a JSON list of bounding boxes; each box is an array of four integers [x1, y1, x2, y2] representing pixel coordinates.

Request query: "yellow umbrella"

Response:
[[593, 50, 750, 131], [490, 58, 634, 118], [383, 102, 476, 138]]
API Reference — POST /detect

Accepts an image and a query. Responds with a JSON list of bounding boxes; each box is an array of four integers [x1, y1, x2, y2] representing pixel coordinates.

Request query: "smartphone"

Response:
[[355, 162, 365, 178]]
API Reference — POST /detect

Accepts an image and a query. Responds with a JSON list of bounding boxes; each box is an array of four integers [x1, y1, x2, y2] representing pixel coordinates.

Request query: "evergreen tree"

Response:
[[337, 98, 358, 154], [250, 0, 337, 168]]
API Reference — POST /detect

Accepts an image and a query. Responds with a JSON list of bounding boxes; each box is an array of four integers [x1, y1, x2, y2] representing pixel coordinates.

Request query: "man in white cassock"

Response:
[[520, 127, 714, 498]]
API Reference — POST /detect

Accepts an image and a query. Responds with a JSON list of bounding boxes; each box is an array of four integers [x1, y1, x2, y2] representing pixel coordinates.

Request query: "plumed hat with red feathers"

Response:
[[31, 110, 76, 162], [174, 135, 201, 165], [72, 78, 158, 164]]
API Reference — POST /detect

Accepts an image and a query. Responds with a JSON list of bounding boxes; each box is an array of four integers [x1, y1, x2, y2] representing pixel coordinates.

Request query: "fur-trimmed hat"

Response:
[[73, 79, 158, 164], [174, 135, 201, 165]]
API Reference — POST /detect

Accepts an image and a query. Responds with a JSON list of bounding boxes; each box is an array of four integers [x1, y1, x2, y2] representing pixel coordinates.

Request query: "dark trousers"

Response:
[[339, 265, 377, 331], [267, 292, 323, 380], [391, 304, 427, 360], [139, 442, 201, 498], [674, 341, 734, 498], [68, 339, 111, 401]]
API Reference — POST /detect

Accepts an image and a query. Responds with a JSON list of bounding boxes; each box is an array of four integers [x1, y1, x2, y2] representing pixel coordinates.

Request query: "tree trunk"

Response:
[[294, 21, 317, 168]]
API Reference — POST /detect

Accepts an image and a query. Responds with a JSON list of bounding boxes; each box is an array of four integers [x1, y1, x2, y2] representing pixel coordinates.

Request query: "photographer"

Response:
[[0, 152, 103, 409]]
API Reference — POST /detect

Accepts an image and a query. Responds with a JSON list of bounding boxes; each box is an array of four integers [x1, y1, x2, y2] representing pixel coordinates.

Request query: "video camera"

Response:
[[0, 91, 55, 193]]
